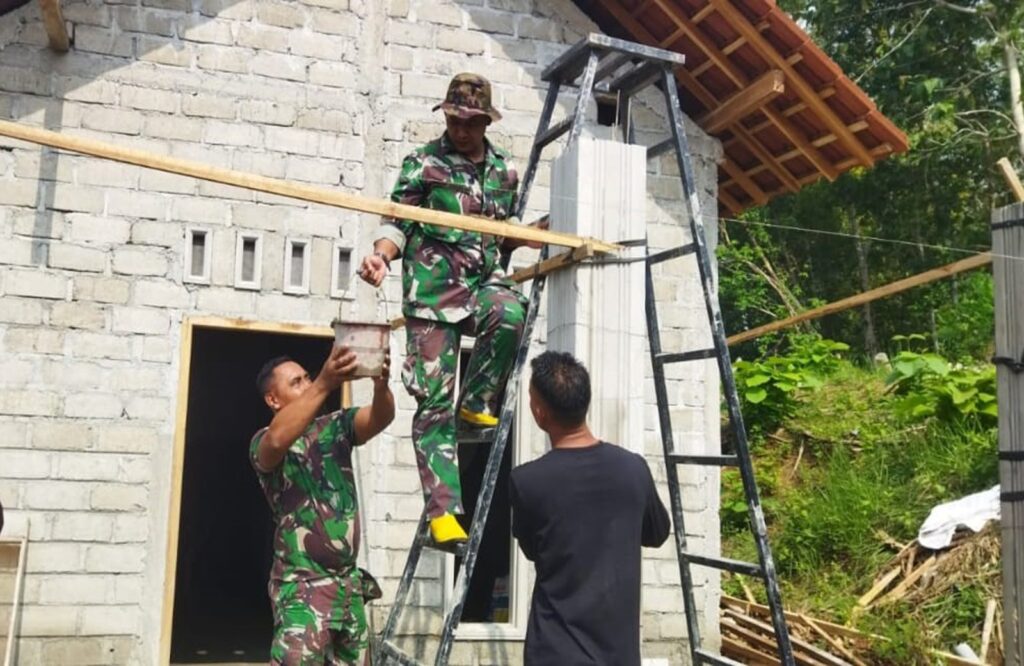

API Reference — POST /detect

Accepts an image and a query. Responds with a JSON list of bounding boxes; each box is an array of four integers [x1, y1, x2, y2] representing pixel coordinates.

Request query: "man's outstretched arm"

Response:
[[354, 353, 395, 445]]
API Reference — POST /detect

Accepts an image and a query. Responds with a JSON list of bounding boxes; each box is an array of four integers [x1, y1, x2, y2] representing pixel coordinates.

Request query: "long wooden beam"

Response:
[[0, 120, 619, 253], [38, 0, 69, 51], [698, 70, 784, 134], [727, 252, 993, 345]]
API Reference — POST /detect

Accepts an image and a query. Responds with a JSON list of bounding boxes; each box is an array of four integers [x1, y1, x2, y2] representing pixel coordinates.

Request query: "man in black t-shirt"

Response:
[[510, 351, 671, 666]]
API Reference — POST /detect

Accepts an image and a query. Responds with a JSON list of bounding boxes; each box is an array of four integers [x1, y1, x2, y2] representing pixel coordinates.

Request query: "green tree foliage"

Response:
[[718, 0, 1021, 358]]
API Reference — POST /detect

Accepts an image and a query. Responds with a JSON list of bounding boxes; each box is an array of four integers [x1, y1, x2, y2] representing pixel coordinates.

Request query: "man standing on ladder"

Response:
[[358, 73, 546, 547]]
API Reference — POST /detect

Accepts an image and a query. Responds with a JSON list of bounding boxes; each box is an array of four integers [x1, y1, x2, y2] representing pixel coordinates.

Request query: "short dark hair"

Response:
[[256, 356, 294, 395], [530, 351, 591, 427]]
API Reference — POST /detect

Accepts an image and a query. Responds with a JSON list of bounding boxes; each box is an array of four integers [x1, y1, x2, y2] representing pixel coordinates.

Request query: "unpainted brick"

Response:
[[239, 99, 297, 126], [137, 37, 194, 67], [49, 301, 107, 330], [112, 306, 169, 335], [3, 327, 64, 354], [251, 53, 309, 82], [48, 244, 108, 273], [466, 8, 515, 34], [436, 28, 485, 54], [48, 183, 105, 214], [67, 331, 134, 360], [113, 6, 176, 36], [123, 395, 170, 421], [181, 92, 236, 119], [67, 215, 131, 245], [257, 0, 307, 28], [93, 424, 159, 453], [5, 268, 68, 299], [119, 85, 179, 113], [385, 20, 433, 47], [417, 4, 463, 26], [308, 61, 358, 89], [63, 393, 124, 419], [78, 605, 141, 636], [73, 26, 134, 57], [179, 16, 234, 45], [22, 480, 91, 510], [0, 297, 46, 325], [196, 44, 251, 74], [112, 247, 169, 277], [310, 9, 360, 36], [0, 65, 51, 95], [235, 23, 291, 52]]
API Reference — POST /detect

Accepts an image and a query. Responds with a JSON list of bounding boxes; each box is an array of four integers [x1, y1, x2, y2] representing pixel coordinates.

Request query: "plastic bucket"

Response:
[[331, 319, 390, 377]]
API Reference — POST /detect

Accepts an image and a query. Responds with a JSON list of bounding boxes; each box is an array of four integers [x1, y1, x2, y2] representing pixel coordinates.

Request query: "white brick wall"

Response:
[[0, 0, 721, 664]]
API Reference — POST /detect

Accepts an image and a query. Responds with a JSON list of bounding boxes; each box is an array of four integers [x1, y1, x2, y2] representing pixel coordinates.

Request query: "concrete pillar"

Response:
[[547, 137, 648, 453]]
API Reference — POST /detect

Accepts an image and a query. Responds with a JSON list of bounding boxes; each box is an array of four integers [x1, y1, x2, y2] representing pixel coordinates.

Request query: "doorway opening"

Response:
[[453, 347, 514, 625], [169, 322, 340, 664]]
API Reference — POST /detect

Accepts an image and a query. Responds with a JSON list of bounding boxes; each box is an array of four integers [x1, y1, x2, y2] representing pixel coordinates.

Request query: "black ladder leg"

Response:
[[657, 65, 795, 666]]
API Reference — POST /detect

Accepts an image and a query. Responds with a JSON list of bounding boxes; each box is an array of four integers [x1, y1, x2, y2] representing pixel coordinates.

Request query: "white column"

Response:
[[547, 137, 648, 453]]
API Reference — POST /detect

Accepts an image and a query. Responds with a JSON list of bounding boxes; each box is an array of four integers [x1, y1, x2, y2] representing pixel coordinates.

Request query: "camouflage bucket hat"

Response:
[[433, 72, 502, 122]]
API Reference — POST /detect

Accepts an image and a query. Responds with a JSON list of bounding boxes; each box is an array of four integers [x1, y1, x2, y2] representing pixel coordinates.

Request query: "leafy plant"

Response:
[[885, 351, 997, 425], [732, 337, 849, 432]]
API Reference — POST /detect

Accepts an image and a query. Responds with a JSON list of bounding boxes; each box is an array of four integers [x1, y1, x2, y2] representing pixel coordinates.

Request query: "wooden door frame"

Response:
[[159, 316, 343, 665]]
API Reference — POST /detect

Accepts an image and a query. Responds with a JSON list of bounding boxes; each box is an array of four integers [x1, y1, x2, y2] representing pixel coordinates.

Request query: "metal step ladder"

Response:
[[375, 32, 793, 666]]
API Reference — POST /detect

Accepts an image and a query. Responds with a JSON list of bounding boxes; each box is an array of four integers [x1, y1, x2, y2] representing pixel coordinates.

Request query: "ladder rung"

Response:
[[647, 243, 696, 264], [647, 137, 676, 159], [537, 116, 575, 148], [593, 52, 633, 84], [377, 640, 421, 666], [656, 348, 717, 364], [694, 648, 746, 666], [669, 454, 739, 467], [423, 539, 467, 558], [683, 553, 764, 577]]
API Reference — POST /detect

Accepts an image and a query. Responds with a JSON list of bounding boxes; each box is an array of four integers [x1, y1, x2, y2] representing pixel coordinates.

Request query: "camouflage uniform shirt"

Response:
[[375, 134, 519, 323], [250, 409, 367, 628]]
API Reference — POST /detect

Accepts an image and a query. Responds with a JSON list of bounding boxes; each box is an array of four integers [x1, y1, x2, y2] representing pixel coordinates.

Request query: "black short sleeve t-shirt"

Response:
[[510, 442, 671, 666]]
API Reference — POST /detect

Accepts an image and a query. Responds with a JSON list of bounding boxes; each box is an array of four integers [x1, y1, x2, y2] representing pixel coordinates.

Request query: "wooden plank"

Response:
[[699, 70, 785, 134], [727, 253, 993, 345], [724, 609, 848, 666], [804, 616, 868, 666], [508, 243, 596, 284], [722, 595, 875, 644], [722, 634, 780, 665], [855, 566, 901, 608], [876, 554, 936, 605], [998, 157, 1024, 202], [3, 528, 28, 666], [0, 120, 619, 254], [725, 621, 827, 665], [981, 598, 997, 663], [390, 244, 597, 330], [38, 0, 69, 51], [709, 0, 875, 168]]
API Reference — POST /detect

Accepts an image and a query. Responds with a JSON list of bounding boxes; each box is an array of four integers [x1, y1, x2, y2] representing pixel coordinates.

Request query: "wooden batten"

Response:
[[38, 0, 69, 51], [0, 120, 620, 254]]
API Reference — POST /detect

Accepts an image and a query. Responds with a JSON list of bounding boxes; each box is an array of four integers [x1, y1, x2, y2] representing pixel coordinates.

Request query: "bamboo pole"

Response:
[[993, 201, 1024, 666], [0, 119, 619, 253], [727, 252, 992, 346]]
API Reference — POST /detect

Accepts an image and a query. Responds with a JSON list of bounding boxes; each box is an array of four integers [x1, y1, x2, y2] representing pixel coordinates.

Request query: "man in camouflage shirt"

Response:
[[251, 346, 395, 665], [358, 73, 545, 546]]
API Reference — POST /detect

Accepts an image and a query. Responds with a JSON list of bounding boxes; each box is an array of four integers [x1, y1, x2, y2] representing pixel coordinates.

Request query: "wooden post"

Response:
[[993, 201, 1024, 666]]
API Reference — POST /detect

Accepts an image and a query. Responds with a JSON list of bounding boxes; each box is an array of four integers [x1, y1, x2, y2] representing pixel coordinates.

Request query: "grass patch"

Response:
[[722, 358, 998, 658]]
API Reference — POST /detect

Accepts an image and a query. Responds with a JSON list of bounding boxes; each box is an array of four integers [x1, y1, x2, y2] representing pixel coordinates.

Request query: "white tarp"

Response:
[[918, 485, 1000, 550]]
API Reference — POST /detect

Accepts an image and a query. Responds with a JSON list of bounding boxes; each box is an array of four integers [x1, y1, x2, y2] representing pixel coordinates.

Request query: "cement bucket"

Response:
[[331, 319, 390, 378]]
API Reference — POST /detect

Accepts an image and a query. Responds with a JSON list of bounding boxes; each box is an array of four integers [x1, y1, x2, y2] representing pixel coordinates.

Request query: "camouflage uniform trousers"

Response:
[[402, 284, 527, 518], [269, 570, 370, 666]]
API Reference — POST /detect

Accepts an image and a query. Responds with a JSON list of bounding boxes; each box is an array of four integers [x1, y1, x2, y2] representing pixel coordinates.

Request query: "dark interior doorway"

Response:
[[454, 347, 514, 625], [170, 325, 339, 664]]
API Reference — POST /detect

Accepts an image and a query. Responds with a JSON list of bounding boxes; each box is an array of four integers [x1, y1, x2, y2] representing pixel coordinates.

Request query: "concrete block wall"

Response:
[[0, 0, 722, 663]]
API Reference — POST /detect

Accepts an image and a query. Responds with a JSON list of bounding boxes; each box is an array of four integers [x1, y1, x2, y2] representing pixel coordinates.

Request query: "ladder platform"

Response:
[[377, 640, 421, 666], [682, 553, 764, 577], [656, 348, 718, 364], [669, 454, 739, 467], [542, 33, 685, 83], [694, 648, 746, 666]]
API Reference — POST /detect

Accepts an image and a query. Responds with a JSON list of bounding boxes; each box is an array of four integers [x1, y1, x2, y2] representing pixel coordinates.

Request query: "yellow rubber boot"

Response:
[[459, 407, 499, 428], [430, 513, 468, 545]]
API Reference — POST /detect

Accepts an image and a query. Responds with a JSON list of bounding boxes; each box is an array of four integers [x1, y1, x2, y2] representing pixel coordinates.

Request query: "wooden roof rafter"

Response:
[[38, 0, 68, 51], [578, 0, 909, 213]]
